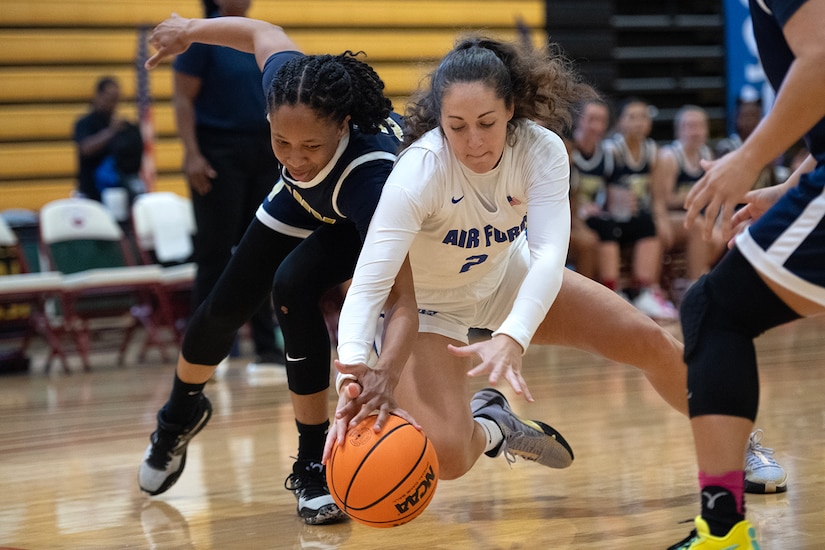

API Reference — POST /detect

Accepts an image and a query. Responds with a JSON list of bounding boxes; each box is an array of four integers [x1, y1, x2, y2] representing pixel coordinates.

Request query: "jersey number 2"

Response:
[[459, 254, 488, 273]]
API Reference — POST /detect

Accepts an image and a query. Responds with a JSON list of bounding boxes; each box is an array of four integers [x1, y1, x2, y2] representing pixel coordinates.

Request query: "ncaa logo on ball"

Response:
[[393, 463, 436, 514]]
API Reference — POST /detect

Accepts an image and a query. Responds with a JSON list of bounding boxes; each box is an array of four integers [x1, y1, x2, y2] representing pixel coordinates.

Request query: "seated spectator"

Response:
[[586, 97, 677, 320], [567, 99, 613, 280], [715, 95, 780, 190], [656, 105, 726, 292], [73, 76, 145, 216]]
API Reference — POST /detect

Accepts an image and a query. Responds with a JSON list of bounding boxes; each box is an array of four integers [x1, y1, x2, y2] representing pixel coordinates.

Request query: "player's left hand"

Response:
[[684, 151, 761, 241], [323, 360, 419, 464], [145, 14, 192, 69], [450, 334, 534, 402]]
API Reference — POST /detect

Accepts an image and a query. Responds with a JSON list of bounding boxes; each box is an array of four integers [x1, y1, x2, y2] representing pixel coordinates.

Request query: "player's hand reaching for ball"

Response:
[[145, 14, 193, 69], [451, 333, 534, 402], [323, 360, 420, 464]]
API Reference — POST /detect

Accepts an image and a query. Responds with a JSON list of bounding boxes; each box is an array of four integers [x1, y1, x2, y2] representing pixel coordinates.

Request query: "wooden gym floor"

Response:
[[1, 315, 824, 549]]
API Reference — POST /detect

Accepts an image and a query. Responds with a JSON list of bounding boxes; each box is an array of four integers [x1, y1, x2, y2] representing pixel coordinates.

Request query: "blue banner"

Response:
[[724, 0, 772, 134]]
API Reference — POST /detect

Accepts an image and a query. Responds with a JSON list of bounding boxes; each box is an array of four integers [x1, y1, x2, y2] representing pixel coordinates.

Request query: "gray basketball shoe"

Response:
[[138, 395, 212, 495], [471, 387, 574, 468], [284, 459, 347, 525]]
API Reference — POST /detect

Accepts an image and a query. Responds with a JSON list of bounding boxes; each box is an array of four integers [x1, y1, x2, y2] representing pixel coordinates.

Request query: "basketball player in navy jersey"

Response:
[[660, 108, 788, 498], [669, 0, 825, 547], [137, 14, 402, 525]]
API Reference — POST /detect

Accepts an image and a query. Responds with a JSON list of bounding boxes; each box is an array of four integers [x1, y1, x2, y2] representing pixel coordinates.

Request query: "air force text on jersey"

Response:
[[441, 214, 527, 249]]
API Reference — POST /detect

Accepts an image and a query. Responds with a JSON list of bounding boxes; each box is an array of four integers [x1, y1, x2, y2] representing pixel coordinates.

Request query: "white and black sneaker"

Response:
[[471, 387, 574, 469], [138, 395, 212, 495], [284, 460, 346, 525]]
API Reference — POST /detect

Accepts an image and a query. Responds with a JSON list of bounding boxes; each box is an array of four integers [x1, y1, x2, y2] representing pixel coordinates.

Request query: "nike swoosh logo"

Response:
[[187, 391, 201, 396], [451, 196, 464, 204], [286, 353, 307, 362]]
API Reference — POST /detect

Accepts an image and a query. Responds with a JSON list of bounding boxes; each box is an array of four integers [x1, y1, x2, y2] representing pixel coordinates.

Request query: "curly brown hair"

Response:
[[403, 34, 596, 148]]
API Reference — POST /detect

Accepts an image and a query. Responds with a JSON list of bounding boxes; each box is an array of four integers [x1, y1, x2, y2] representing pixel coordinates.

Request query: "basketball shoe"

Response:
[[633, 287, 679, 321], [284, 459, 346, 525], [138, 394, 212, 496], [471, 387, 574, 468], [745, 429, 787, 494], [667, 516, 759, 549]]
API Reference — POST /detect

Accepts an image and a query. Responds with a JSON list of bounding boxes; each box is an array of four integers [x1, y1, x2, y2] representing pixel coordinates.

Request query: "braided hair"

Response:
[[404, 34, 595, 148], [267, 51, 393, 134]]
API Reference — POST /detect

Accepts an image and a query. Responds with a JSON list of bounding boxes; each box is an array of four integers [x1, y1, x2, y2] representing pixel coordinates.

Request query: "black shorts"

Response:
[[585, 210, 657, 244]]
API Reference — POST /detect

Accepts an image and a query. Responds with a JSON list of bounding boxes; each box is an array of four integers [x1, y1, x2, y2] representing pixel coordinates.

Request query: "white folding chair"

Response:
[[131, 192, 198, 358], [0, 214, 67, 372], [39, 198, 167, 370]]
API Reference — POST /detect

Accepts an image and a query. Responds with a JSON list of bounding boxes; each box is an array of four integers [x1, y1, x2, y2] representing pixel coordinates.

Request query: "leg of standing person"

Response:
[[138, 219, 293, 495], [189, 130, 240, 308], [668, 248, 801, 549], [243, 133, 283, 366], [189, 129, 281, 362], [275, 224, 362, 524]]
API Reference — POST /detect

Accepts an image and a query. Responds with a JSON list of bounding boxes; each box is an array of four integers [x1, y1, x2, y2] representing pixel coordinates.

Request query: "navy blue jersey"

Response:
[[667, 141, 714, 206], [571, 140, 613, 207], [734, 0, 825, 302], [751, 0, 825, 162], [256, 51, 403, 240], [608, 135, 657, 211], [173, 40, 269, 134]]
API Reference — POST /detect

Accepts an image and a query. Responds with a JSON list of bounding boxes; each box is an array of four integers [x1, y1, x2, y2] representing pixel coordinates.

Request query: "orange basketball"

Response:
[[326, 413, 439, 528]]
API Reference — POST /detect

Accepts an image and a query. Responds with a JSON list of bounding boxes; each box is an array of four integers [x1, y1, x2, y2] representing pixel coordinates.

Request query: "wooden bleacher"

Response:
[[0, 0, 544, 210]]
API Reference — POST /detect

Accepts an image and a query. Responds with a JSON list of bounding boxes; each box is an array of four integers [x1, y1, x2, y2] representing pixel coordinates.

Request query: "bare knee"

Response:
[[636, 323, 685, 376], [431, 439, 476, 480]]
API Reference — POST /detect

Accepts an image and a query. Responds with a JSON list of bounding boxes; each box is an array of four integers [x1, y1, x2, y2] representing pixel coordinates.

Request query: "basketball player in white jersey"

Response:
[[323, 36, 692, 482]]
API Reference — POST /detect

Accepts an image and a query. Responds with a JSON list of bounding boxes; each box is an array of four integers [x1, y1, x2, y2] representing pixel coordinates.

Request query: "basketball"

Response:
[[326, 413, 439, 528]]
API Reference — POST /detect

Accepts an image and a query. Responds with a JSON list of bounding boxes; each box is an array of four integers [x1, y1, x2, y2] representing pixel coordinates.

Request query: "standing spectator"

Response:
[[173, 0, 282, 365], [669, 0, 824, 546]]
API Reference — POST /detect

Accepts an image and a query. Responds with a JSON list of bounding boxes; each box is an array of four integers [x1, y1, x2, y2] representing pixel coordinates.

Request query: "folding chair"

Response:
[[38, 198, 167, 370], [131, 192, 198, 359], [0, 214, 67, 373]]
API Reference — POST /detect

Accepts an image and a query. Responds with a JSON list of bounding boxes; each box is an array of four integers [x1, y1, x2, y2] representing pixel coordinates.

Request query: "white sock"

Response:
[[475, 417, 504, 453]]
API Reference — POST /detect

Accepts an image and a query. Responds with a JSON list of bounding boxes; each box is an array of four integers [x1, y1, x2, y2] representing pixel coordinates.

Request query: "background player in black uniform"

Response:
[[657, 105, 722, 285], [137, 15, 402, 525], [568, 98, 612, 281]]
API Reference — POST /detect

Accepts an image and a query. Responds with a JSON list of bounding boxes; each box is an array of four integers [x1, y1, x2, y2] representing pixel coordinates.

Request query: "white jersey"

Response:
[[337, 119, 571, 364]]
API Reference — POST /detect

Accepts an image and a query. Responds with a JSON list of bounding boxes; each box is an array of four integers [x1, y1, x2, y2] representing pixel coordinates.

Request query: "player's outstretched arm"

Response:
[[145, 14, 301, 71]]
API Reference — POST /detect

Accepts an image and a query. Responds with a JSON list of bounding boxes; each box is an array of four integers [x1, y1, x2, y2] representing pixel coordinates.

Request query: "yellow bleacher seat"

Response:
[[2, 0, 542, 29], [0, 0, 545, 210]]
